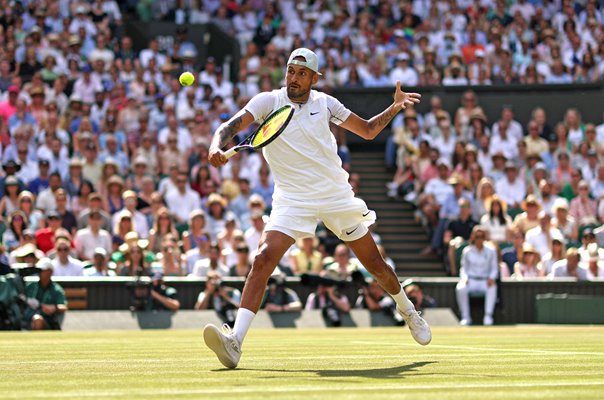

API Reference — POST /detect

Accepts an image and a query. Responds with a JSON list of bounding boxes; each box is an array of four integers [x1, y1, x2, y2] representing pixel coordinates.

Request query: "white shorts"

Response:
[[265, 194, 376, 242]]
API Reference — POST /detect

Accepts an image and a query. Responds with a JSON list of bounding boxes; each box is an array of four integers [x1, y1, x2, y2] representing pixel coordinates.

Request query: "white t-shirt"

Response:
[[51, 257, 84, 277], [243, 88, 352, 202]]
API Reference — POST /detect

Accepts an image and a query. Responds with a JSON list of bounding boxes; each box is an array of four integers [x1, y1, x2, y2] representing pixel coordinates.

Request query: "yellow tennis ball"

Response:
[[179, 71, 195, 86]]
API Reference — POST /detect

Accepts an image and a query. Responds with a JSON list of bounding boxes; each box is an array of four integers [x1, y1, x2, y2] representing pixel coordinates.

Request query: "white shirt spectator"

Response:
[[424, 177, 454, 206], [389, 66, 419, 87], [36, 188, 57, 213], [185, 249, 208, 275], [16, 160, 39, 184], [490, 134, 519, 160], [111, 210, 149, 239], [165, 188, 201, 223], [189, 258, 228, 278], [549, 260, 588, 280], [492, 120, 524, 142], [495, 176, 526, 207], [525, 226, 563, 258], [72, 76, 103, 104], [158, 126, 192, 154], [74, 228, 112, 260], [139, 49, 167, 69], [460, 244, 499, 281], [442, 76, 469, 86], [51, 256, 84, 277]]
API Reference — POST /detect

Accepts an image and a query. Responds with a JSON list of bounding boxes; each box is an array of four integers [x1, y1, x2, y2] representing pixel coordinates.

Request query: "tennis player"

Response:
[[206, 48, 431, 368]]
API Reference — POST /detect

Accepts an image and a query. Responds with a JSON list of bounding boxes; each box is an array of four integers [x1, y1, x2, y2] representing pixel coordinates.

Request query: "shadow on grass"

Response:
[[213, 361, 437, 379]]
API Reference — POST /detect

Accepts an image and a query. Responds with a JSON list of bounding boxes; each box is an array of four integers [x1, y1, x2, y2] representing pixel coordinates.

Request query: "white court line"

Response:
[[352, 341, 604, 357], [5, 381, 604, 398]]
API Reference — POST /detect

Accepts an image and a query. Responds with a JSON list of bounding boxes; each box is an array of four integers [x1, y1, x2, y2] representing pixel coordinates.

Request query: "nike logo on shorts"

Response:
[[362, 211, 370, 217], [345, 226, 359, 235], [310, 111, 319, 116]]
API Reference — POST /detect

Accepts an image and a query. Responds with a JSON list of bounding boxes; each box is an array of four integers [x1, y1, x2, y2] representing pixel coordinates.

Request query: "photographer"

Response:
[[305, 280, 350, 327], [195, 271, 241, 326], [23, 258, 67, 330], [355, 279, 395, 312], [149, 273, 180, 311], [403, 280, 437, 312], [262, 273, 302, 312]]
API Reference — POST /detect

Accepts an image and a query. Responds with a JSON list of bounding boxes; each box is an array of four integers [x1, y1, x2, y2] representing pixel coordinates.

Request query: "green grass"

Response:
[[2, 326, 604, 399]]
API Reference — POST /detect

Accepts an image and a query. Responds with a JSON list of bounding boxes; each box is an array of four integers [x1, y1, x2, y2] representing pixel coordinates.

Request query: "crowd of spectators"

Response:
[[388, 89, 604, 282]]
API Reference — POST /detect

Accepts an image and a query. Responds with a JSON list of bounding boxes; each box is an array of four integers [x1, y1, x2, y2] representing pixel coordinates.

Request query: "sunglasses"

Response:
[[57, 247, 69, 252]]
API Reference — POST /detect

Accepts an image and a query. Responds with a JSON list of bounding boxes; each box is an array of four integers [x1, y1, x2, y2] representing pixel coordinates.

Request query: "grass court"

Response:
[[2, 326, 603, 399]]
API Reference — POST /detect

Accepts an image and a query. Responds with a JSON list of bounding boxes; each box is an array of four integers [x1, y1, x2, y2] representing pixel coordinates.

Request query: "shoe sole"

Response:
[[203, 325, 238, 369]]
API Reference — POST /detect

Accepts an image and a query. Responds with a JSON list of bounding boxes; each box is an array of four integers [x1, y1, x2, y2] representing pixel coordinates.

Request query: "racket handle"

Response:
[[224, 147, 238, 159]]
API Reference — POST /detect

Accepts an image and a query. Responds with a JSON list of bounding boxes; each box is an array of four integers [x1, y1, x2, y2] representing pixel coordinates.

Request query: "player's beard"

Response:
[[287, 84, 310, 100]]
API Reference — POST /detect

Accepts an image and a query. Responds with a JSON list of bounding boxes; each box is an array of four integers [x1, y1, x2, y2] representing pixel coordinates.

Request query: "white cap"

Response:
[[287, 48, 322, 76], [94, 247, 108, 257], [475, 49, 486, 58], [37, 258, 54, 271]]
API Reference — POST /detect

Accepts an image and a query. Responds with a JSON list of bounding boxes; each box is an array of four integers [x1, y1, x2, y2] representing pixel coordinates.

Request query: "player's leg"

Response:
[[346, 232, 432, 345], [203, 230, 294, 368]]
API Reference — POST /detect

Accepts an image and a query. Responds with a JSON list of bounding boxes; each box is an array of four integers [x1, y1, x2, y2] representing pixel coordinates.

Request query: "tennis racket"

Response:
[[224, 104, 294, 159]]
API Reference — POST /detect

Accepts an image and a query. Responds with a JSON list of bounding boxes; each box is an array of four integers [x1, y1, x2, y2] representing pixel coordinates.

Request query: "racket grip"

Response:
[[224, 147, 238, 159]]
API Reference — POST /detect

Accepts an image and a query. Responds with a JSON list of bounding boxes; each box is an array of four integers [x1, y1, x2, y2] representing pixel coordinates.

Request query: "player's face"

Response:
[[286, 64, 317, 101]]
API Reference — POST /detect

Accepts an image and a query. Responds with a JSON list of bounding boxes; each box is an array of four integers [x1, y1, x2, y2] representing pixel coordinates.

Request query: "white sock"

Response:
[[233, 308, 255, 344], [389, 285, 415, 313]]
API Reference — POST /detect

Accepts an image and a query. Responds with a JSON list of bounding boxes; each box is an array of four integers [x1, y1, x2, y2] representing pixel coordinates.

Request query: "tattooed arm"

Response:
[[340, 81, 421, 140], [208, 109, 256, 167]]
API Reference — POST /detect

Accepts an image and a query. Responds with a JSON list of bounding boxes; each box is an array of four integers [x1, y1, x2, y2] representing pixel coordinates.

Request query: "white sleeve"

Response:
[[244, 92, 276, 123], [326, 95, 352, 126]]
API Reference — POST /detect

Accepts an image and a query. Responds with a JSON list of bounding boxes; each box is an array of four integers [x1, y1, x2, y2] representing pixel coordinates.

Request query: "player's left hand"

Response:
[[393, 81, 421, 110]]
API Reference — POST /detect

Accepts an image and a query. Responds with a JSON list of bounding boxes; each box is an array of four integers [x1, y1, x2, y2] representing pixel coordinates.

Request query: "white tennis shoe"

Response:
[[397, 307, 432, 346], [203, 323, 242, 369]]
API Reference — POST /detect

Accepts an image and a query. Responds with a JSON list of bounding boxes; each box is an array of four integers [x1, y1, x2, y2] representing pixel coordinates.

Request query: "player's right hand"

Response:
[[208, 147, 228, 167]]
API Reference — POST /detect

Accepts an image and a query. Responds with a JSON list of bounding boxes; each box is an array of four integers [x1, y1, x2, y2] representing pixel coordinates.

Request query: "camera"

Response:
[[126, 276, 151, 311]]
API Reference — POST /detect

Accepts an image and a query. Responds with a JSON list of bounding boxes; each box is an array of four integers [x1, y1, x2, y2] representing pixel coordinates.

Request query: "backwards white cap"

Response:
[[287, 48, 322, 75]]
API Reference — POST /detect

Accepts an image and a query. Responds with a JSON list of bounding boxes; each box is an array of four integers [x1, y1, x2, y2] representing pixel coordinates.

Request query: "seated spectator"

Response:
[[35, 211, 63, 254], [229, 243, 251, 278], [551, 198, 578, 242], [216, 214, 240, 262], [153, 237, 185, 277], [190, 242, 228, 278], [305, 282, 350, 327], [325, 244, 361, 280], [84, 247, 117, 277], [512, 195, 542, 234], [78, 192, 112, 232], [583, 243, 604, 280], [480, 195, 512, 243], [50, 239, 84, 276], [262, 273, 302, 312], [182, 210, 207, 252], [148, 273, 181, 312], [17, 191, 44, 232], [495, 162, 526, 209], [206, 193, 233, 240], [8, 230, 44, 264], [549, 248, 587, 280], [74, 210, 112, 261], [195, 271, 241, 326], [541, 235, 567, 276], [184, 231, 211, 275], [0, 176, 22, 217], [54, 189, 77, 236], [112, 209, 136, 246], [244, 209, 266, 259], [2, 210, 29, 252], [148, 207, 178, 254], [290, 237, 323, 275], [165, 172, 201, 225], [113, 190, 149, 239], [445, 198, 478, 275], [23, 258, 67, 330], [455, 226, 498, 326], [512, 244, 544, 280], [570, 180, 598, 225], [118, 239, 152, 277], [525, 211, 563, 258], [578, 228, 598, 262]]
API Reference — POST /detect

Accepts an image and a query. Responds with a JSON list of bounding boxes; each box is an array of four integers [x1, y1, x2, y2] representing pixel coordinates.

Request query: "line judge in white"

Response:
[[205, 48, 432, 369]]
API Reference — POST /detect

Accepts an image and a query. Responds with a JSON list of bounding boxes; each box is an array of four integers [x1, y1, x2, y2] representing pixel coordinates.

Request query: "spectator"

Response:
[[165, 172, 201, 225], [583, 243, 604, 280], [541, 235, 568, 276], [147, 207, 178, 254], [118, 239, 152, 277], [325, 244, 361, 280], [84, 247, 116, 277], [495, 163, 526, 209], [190, 242, 228, 278], [512, 195, 542, 234], [229, 243, 251, 278], [51, 239, 84, 276], [74, 210, 111, 261], [455, 226, 498, 326], [23, 258, 67, 330], [569, 180, 598, 225], [290, 237, 323, 275], [512, 244, 544, 280], [525, 212, 563, 258], [549, 248, 587, 280], [149, 272, 181, 312]]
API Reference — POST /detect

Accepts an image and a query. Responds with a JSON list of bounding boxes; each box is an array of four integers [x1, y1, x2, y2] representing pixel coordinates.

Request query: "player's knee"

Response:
[[250, 251, 277, 278]]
